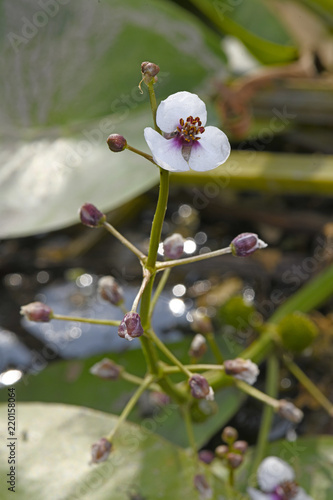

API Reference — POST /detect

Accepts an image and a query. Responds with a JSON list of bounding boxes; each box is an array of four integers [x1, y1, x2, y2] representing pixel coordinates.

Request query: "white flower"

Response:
[[144, 91, 230, 172], [224, 358, 260, 385], [248, 456, 314, 500]]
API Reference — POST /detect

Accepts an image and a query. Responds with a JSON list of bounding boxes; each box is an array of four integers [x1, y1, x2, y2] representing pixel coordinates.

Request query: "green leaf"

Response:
[[0, 0, 226, 238], [188, 0, 298, 63], [0, 402, 227, 499]]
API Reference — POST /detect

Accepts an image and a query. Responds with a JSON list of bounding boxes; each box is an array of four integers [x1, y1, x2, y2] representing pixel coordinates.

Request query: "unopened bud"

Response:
[[106, 134, 127, 152], [98, 276, 124, 306], [215, 444, 229, 459], [91, 437, 112, 464], [222, 426, 238, 445], [198, 449, 215, 464], [163, 233, 184, 260], [277, 400, 304, 423], [118, 312, 144, 341], [230, 233, 267, 257], [193, 474, 212, 500], [189, 334, 207, 359], [189, 374, 214, 400], [149, 391, 171, 407], [141, 61, 160, 78], [224, 358, 259, 385], [233, 440, 248, 454], [189, 309, 213, 334], [79, 203, 106, 228], [20, 302, 53, 322], [89, 358, 123, 380], [226, 452, 244, 469]]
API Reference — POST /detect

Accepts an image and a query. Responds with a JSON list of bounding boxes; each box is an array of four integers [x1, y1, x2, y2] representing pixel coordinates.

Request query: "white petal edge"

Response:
[[188, 126, 231, 172], [257, 457, 295, 493], [156, 91, 207, 133], [144, 127, 189, 172], [247, 487, 269, 500]]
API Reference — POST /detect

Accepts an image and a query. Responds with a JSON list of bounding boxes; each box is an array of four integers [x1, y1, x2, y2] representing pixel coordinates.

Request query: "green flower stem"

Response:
[[103, 221, 146, 262], [52, 314, 120, 326], [126, 144, 156, 165], [206, 332, 225, 364], [251, 354, 279, 481], [146, 328, 192, 378], [155, 246, 232, 271], [107, 374, 155, 442], [131, 271, 151, 312], [149, 268, 171, 320], [148, 80, 160, 132], [182, 404, 197, 456], [283, 354, 333, 417], [234, 379, 279, 410], [162, 364, 223, 374], [121, 371, 162, 392]]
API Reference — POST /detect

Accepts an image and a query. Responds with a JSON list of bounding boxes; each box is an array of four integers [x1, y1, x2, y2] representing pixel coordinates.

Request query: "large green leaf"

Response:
[[0, 0, 226, 238], [0, 402, 227, 499]]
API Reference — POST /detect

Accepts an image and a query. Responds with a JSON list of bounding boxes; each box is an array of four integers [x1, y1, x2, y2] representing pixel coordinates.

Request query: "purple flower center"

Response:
[[273, 481, 299, 499], [176, 116, 205, 144]]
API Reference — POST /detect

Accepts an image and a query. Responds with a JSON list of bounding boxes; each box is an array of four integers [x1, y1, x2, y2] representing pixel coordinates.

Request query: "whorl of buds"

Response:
[[198, 449, 215, 465], [189, 374, 214, 401], [20, 302, 53, 322], [90, 437, 112, 464], [230, 232, 267, 257], [162, 233, 184, 260], [118, 312, 144, 341], [222, 426, 238, 445], [79, 203, 106, 228], [224, 358, 259, 385], [89, 358, 123, 381], [98, 276, 124, 306], [189, 334, 207, 359], [189, 309, 213, 334], [106, 134, 127, 152], [277, 399, 304, 423]]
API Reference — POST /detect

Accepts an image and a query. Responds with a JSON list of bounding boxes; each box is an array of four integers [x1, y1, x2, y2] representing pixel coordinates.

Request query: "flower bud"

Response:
[[189, 374, 214, 400], [224, 358, 259, 385], [277, 400, 304, 423], [230, 233, 267, 257], [89, 358, 123, 380], [149, 391, 171, 407], [118, 312, 144, 341], [189, 309, 213, 334], [226, 452, 244, 469], [141, 61, 160, 78], [91, 437, 112, 464], [79, 203, 106, 228], [20, 302, 53, 322], [198, 450, 215, 465], [98, 276, 124, 306], [221, 426, 238, 445], [162, 233, 184, 260], [193, 474, 212, 499], [189, 334, 207, 359], [215, 444, 229, 459], [233, 440, 248, 454], [106, 134, 127, 152]]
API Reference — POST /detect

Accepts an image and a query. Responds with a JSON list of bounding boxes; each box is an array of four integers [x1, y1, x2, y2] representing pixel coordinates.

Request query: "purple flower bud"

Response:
[[118, 312, 144, 341], [215, 444, 229, 459], [198, 449, 215, 465], [189, 309, 213, 334], [91, 437, 112, 464], [189, 334, 207, 359], [106, 134, 127, 152], [89, 358, 123, 380], [98, 276, 124, 306], [79, 203, 106, 228], [162, 233, 184, 260], [230, 232, 267, 257], [189, 374, 214, 400], [227, 452, 244, 469], [221, 426, 238, 445], [193, 474, 212, 499], [224, 358, 259, 385], [277, 400, 304, 423], [141, 61, 160, 78], [233, 440, 248, 454], [149, 391, 171, 407], [20, 302, 53, 322]]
